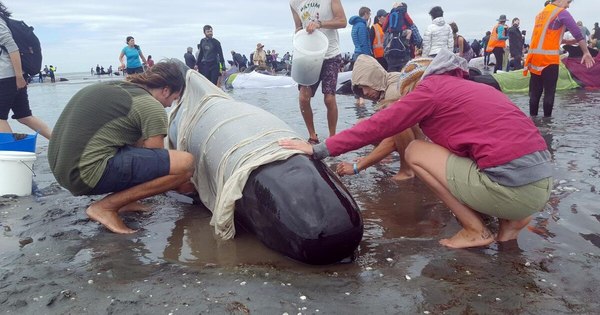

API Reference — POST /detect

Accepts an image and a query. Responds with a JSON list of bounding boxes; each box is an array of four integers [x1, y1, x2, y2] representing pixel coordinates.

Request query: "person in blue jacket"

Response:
[[349, 7, 372, 63], [349, 7, 372, 105]]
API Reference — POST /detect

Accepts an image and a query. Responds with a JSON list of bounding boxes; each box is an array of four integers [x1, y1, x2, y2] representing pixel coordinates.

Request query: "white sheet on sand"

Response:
[[167, 70, 303, 239], [230, 70, 353, 89]]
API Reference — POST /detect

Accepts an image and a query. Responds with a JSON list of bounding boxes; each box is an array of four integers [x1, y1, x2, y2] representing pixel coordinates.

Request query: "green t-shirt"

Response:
[[48, 81, 168, 195]]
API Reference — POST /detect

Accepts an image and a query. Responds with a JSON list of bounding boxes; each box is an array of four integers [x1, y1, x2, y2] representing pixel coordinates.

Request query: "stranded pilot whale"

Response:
[[167, 61, 363, 265]]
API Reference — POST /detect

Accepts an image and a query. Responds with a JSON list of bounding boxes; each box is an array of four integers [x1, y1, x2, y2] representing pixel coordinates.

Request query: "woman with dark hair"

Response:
[[146, 55, 154, 68], [422, 6, 453, 57], [449, 22, 474, 62], [0, 2, 52, 139], [119, 36, 147, 75], [48, 60, 194, 234]]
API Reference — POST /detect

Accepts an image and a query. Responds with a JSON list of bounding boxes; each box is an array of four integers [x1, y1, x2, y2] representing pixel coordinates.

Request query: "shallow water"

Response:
[[2, 75, 599, 313]]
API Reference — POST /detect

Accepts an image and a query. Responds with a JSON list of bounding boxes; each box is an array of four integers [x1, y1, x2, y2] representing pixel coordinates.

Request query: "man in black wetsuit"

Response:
[[195, 25, 225, 85]]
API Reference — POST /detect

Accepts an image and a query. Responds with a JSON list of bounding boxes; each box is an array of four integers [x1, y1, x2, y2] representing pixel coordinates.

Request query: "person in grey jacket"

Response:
[[0, 2, 51, 139], [421, 6, 453, 57], [507, 17, 524, 70]]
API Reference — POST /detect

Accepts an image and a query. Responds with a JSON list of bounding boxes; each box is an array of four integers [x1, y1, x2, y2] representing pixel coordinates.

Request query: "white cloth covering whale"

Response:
[[168, 70, 303, 239]]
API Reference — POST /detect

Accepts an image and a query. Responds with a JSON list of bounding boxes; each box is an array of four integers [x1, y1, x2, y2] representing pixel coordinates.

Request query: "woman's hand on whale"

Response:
[[278, 139, 314, 155]]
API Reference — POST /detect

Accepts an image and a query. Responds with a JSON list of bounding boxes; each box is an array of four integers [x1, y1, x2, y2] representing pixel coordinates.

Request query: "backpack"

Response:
[[387, 7, 407, 34], [0, 16, 42, 77], [384, 33, 410, 71]]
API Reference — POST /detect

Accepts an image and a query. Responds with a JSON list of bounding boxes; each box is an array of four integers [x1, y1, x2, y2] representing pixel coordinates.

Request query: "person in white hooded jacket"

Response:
[[421, 6, 453, 57]]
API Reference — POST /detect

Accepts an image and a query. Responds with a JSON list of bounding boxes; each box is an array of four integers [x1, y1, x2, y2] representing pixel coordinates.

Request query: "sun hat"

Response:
[[256, 43, 264, 49], [497, 14, 507, 22], [397, 58, 433, 97]]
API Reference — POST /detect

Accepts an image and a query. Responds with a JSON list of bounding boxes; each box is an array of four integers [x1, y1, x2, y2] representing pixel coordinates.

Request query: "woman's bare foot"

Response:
[[497, 216, 532, 242], [117, 201, 151, 214], [439, 228, 494, 249], [391, 169, 415, 181], [86, 204, 137, 234]]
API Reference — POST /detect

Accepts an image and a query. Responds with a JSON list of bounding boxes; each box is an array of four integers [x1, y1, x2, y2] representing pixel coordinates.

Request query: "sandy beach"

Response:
[[1, 75, 599, 314]]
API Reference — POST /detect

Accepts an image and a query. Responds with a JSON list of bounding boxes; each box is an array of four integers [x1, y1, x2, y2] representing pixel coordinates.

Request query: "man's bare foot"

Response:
[[86, 204, 137, 234], [175, 181, 197, 195], [497, 216, 532, 242], [118, 201, 151, 214], [391, 169, 415, 181], [439, 228, 494, 249]]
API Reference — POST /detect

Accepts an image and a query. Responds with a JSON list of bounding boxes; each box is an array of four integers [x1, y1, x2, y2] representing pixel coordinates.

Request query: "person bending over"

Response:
[[280, 49, 552, 249], [48, 60, 194, 234], [337, 55, 430, 181]]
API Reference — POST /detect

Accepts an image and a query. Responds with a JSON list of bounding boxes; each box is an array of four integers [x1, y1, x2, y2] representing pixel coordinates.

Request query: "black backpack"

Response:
[[1, 16, 42, 77]]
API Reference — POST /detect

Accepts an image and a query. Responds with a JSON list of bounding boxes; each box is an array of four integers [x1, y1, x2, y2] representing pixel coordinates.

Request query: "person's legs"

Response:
[[405, 140, 494, 248], [529, 72, 544, 117], [391, 128, 416, 181], [0, 77, 17, 133], [209, 63, 220, 86], [323, 94, 338, 137], [298, 85, 317, 141], [86, 149, 194, 234], [497, 216, 533, 242], [541, 64, 559, 117], [16, 116, 52, 139], [492, 47, 504, 73], [320, 55, 341, 137]]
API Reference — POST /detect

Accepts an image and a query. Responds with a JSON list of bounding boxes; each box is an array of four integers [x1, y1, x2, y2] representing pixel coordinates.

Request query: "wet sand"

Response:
[[1, 79, 599, 314]]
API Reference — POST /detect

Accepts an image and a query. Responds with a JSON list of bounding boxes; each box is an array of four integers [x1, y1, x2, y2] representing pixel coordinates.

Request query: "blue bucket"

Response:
[[0, 132, 37, 152]]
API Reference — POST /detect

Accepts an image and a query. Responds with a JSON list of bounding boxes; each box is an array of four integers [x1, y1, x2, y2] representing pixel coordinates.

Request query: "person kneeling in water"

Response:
[[280, 49, 552, 249]]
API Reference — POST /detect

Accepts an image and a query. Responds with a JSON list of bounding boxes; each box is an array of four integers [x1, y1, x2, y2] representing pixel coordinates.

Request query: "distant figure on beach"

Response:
[[195, 25, 225, 85], [280, 49, 553, 249], [183, 47, 196, 69], [90, 68, 94, 76], [422, 6, 453, 58], [507, 17, 524, 71], [525, 0, 595, 117], [486, 14, 509, 73], [482, 31, 491, 69], [107, 65, 112, 76], [96, 64, 100, 75], [47, 60, 194, 234], [0, 2, 52, 139], [290, 0, 347, 144], [146, 55, 154, 68], [449, 22, 473, 62], [119, 36, 147, 75], [253, 43, 267, 68], [49, 65, 56, 83]]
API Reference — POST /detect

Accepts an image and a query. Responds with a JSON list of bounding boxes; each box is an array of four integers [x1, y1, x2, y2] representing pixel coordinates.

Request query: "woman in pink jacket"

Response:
[[280, 49, 552, 249]]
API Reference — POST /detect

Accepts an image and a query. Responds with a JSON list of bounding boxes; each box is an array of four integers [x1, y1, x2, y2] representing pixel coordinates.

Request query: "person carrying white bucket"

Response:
[[290, 0, 347, 145]]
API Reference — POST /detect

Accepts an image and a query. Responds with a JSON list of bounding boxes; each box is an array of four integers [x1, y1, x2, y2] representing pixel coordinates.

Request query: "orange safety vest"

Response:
[[523, 4, 565, 76], [485, 24, 507, 53], [372, 23, 385, 58]]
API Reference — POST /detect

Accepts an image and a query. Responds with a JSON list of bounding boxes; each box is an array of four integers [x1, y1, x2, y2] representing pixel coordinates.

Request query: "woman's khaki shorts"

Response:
[[446, 155, 552, 220]]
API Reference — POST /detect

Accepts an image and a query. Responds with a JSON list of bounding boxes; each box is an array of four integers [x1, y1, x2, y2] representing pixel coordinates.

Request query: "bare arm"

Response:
[[9, 50, 26, 89], [336, 136, 396, 176], [458, 37, 465, 57], [143, 135, 166, 149], [291, 6, 303, 33], [577, 40, 595, 68], [119, 51, 126, 69], [139, 50, 147, 65]]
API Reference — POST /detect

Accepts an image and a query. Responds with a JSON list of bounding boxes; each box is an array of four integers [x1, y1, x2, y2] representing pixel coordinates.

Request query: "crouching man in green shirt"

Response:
[[48, 60, 194, 234]]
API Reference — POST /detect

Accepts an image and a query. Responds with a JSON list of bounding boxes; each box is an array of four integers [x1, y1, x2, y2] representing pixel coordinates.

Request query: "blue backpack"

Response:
[[387, 6, 407, 34], [0, 16, 42, 77]]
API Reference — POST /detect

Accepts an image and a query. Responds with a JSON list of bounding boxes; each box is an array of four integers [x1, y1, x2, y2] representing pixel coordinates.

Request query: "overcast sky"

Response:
[[3, 0, 599, 73]]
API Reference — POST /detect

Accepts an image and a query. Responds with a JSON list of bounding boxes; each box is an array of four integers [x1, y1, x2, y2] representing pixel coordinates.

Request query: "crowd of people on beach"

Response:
[[1, 0, 599, 261]]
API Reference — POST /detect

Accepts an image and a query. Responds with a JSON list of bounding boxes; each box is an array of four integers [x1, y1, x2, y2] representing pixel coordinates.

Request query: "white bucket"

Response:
[[0, 151, 36, 196], [291, 30, 329, 86]]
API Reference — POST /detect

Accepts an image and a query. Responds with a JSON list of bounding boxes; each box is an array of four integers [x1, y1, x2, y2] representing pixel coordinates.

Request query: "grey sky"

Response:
[[3, 0, 599, 72]]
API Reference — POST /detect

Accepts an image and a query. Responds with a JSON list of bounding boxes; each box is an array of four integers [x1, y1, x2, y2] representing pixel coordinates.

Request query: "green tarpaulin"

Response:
[[492, 63, 580, 93]]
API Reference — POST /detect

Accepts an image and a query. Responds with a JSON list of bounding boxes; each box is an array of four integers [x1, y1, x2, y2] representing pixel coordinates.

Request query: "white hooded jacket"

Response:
[[422, 17, 454, 57]]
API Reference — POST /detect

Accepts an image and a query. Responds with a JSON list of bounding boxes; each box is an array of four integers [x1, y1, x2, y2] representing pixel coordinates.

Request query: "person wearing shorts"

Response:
[[290, 0, 347, 144], [48, 61, 194, 234], [280, 50, 553, 250], [0, 4, 52, 139]]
